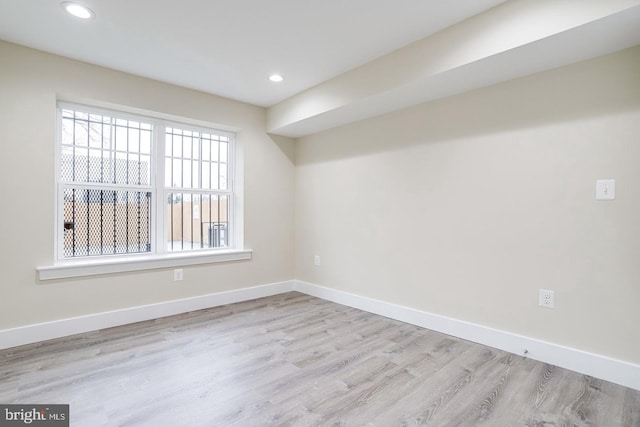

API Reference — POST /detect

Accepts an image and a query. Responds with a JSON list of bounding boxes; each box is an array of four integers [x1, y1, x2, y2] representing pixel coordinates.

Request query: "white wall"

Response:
[[295, 46, 640, 364], [0, 41, 295, 329]]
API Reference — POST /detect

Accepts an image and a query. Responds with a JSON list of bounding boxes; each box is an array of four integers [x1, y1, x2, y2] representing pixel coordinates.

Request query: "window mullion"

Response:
[[154, 120, 166, 255]]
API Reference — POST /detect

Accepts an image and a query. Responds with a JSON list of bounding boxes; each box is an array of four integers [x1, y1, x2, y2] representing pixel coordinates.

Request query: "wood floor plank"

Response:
[[1, 291, 638, 426]]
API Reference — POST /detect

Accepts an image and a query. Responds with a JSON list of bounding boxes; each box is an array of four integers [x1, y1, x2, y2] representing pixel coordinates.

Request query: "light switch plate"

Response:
[[596, 179, 615, 200]]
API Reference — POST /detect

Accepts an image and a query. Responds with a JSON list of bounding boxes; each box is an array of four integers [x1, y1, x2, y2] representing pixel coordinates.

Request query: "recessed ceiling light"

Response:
[[61, 2, 94, 19], [269, 74, 284, 83]]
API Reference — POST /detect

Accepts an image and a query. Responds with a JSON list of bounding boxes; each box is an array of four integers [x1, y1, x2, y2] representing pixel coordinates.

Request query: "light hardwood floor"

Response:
[[1, 292, 639, 426]]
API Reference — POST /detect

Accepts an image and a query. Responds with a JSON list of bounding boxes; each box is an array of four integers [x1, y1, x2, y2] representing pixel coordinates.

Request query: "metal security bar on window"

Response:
[[60, 108, 153, 258], [57, 103, 236, 261], [167, 193, 229, 251], [63, 188, 151, 257], [165, 126, 232, 252], [164, 127, 229, 191]]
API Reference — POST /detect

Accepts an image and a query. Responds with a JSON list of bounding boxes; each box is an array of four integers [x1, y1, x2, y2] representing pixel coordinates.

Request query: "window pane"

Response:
[[183, 136, 192, 159], [192, 162, 199, 188], [102, 123, 112, 150], [219, 164, 228, 190], [88, 122, 103, 148], [166, 192, 228, 251], [211, 140, 219, 161], [61, 109, 153, 186], [62, 187, 151, 258], [75, 146, 89, 182], [201, 163, 210, 189], [140, 155, 151, 186], [172, 158, 182, 187], [115, 152, 127, 184], [211, 163, 219, 190], [88, 149, 102, 182], [182, 159, 192, 188], [61, 118, 74, 146], [220, 141, 228, 163], [115, 125, 128, 152], [202, 140, 210, 161], [128, 128, 140, 153], [173, 137, 182, 159], [140, 130, 150, 154], [192, 138, 199, 160], [74, 121, 89, 147], [129, 153, 140, 184]]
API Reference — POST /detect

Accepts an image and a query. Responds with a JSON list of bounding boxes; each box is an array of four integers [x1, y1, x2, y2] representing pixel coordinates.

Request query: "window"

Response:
[[57, 103, 236, 261], [165, 127, 231, 252]]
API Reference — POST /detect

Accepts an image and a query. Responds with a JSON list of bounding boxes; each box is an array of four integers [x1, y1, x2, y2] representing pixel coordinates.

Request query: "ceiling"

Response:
[[0, 0, 505, 107], [1, 0, 640, 138], [267, 0, 640, 137]]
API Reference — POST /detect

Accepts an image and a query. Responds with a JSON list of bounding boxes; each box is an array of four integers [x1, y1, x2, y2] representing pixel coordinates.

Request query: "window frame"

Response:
[[56, 104, 157, 260], [40, 101, 250, 280]]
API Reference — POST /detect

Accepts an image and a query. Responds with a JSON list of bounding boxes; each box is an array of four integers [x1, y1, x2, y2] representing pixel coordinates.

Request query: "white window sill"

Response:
[[37, 249, 252, 281]]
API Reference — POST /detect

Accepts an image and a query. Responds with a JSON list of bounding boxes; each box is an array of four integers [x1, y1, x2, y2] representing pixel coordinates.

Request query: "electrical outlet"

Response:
[[173, 268, 184, 281], [539, 289, 555, 309], [314, 255, 321, 266]]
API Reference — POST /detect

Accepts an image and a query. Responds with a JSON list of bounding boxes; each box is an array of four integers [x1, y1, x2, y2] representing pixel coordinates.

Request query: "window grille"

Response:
[[63, 188, 151, 257], [59, 108, 153, 258], [165, 127, 231, 251]]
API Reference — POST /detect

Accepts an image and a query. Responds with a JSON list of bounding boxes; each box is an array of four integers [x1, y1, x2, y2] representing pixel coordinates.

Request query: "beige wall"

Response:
[[295, 47, 640, 364], [2, 38, 639, 367], [0, 41, 295, 329]]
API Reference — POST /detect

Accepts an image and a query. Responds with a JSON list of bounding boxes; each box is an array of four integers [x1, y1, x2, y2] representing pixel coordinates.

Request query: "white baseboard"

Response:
[[2, 279, 638, 391], [293, 280, 640, 392], [0, 280, 294, 351]]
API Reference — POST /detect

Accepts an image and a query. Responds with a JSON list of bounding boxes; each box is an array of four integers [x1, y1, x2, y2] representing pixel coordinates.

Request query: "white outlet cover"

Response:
[[539, 289, 555, 309], [596, 179, 615, 200]]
